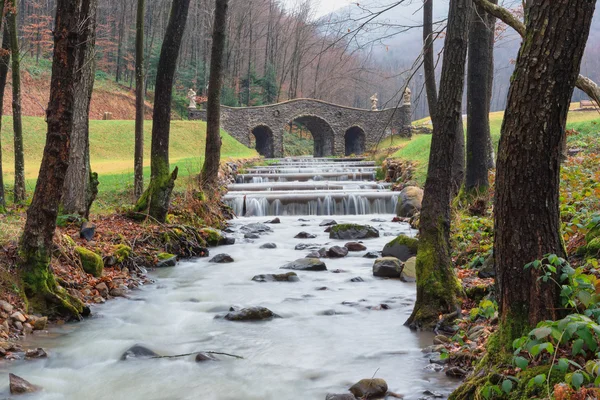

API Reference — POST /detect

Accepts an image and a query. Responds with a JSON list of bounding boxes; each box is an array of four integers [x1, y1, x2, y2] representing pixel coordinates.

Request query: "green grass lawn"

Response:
[[378, 110, 600, 184], [1, 117, 257, 212]]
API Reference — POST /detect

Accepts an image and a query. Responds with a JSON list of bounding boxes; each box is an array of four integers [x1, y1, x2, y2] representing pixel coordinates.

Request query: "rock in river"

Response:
[[195, 352, 219, 362], [382, 234, 418, 262], [349, 378, 388, 399], [252, 272, 299, 282], [281, 258, 327, 271], [9, 373, 40, 395], [327, 246, 348, 258], [210, 254, 234, 263], [329, 224, 379, 240], [260, 243, 277, 249], [224, 306, 279, 321], [363, 251, 381, 259], [295, 231, 317, 239], [373, 257, 403, 278], [326, 394, 357, 400], [395, 186, 423, 218], [265, 217, 281, 224], [320, 219, 338, 226], [120, 344, 160, 361], [345, 242, 367, 251]]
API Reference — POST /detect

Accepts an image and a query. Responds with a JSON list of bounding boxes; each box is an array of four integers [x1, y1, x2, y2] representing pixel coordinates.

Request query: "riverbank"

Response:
[[0, 158, 258, 348]]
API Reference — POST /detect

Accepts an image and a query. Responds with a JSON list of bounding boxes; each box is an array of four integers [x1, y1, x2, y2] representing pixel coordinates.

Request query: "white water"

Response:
[[0, 159, 457, 399]]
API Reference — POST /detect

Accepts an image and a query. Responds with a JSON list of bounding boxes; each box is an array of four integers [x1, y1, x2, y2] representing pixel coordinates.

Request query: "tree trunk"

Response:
[[0, 5, 8, 213], [465, 0, 496, 193], [19, 0, 89, 318], [451, 118, 465, 196], [406, 0, 471, 330], [7, 0, 25, 203], [423, 0, 437, 124], [200, 0, 229, 190], [133, 0, 191, 223], [134, 0, 146, 200], [61, 0, 98, 218], [494, 0, 595, 347]]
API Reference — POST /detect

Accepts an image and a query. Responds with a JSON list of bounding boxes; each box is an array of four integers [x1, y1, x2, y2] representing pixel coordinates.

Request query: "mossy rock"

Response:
[[585, 237, 600, 256], [62, 234, 76, 248], [75, 247, 104, 277], [585, 223, 600, 243], [112, 244, 132, 263], [382, 234, 418, 261], [200, 228, 225, 247], [156, 253, 177, 268], [329, 224, 379, 240]]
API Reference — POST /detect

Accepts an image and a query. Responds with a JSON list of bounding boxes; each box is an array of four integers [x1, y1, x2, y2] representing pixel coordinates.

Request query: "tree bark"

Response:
[[133, 0, 191, 223], [0, 5, 8, 213], [61, 0, 98, 218], [406, 0, 471, 330], [473, 0, 600, 107], [423, 0, 437, 125], [494, 0, 595, 346], [465, 0, 496, 192], [7, 0, 25, 203], [19, 0, 90, 318], [134, 0, 146, 200], [200, 0, 229, 190]]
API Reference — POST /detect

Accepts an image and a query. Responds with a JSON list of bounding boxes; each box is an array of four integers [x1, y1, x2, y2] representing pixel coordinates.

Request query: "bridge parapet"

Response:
[[189, 98, 412, 158]]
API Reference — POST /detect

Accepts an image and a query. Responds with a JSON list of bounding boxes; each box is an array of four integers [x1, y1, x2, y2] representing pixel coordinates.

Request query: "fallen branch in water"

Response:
[[151, 351, 244, 360]]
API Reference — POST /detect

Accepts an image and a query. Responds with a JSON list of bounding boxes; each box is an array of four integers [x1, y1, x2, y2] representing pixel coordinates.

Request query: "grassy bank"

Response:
[[0, 117, 257, 211], [373, 110, 600, 183]]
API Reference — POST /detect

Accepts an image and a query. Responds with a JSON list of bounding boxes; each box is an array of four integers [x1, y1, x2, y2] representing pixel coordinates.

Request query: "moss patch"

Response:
[[158, 252, 176, 260], [75, 247, 104, 277], [200, 228, 224, 247], [386, 234, 419, 252], [112, 244, 132, 263]]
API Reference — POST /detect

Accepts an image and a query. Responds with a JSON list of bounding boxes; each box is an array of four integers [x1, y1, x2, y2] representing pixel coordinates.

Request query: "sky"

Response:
[[281, 0, 354, 18]]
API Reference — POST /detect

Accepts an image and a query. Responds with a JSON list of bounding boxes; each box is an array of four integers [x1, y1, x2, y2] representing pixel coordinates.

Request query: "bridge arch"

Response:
[[250, 125, 275, 158], [344, 126, 366, 156], [289, 115, 335, 157]]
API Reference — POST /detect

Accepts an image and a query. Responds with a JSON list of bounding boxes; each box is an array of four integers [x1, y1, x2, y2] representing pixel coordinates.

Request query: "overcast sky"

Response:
[[281, 0, 353, 18]]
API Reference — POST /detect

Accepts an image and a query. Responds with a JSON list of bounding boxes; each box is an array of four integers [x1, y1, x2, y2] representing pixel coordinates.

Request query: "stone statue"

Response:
[[187, 88, 197, 109], [403, 87, 412, 105], [370, 94, 378, 111]]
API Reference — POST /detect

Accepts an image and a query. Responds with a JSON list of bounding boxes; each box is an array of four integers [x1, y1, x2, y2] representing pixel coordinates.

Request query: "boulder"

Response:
[[326, 394, 357, 400], [295, 232, 317, 239], [395, 186, 423, 218], [329, 224, 379, 240], [350, 277, 365, 283], [33, 316, 48, 331], [0, 300, 14, 313], [327, 246, 348, 258], [349, 378, 388, 399], [11, 312, 27, 323], [265, 217, 281, 224], [242, 223, 272, 233], [200, 228, 232, 246], [363, 251, 381, 259], [25, 348, 48, 359], [320, 219, 338, 226], [244, 232, 260, 239], [95, 282, 109, 298], [195, 352, 219, 362], [224, 306, 279, 321], [382, 235, 418, 262], [281, 258, 327, 271], [120, 344, 160, 361], [260, 243, 277, 249], [156, 253, 177, 268], [9, 374, 40, 395], [210, 254, 234, 263], [306, 251, 322, 258], [477, 255, 496, 279], [295, 243, 321, 251], [75, 247, 104, 277], [110, 288, 127, 297], [79, 221, 96, 241], [373, 257, 403, 278], [345, 242, 367, 252], [252, 272, 299, 282], [401, 257, 417, 282]]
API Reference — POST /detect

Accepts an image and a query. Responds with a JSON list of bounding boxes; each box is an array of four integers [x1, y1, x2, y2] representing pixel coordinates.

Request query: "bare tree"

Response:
[[134, 0, 146, 199], [200, 0, 229, 190]]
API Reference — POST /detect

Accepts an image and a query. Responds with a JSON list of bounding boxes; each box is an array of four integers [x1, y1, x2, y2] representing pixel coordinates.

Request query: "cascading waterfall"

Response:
[[227, 158, 397, 216]]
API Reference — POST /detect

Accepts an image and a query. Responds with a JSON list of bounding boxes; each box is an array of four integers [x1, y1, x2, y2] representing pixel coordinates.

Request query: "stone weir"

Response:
[[189, 98, 412, 158], [226, 158, 398, 216]]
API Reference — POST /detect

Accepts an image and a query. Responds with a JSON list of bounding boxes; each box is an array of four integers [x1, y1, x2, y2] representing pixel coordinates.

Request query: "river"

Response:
[[0, 158, 457, 399]]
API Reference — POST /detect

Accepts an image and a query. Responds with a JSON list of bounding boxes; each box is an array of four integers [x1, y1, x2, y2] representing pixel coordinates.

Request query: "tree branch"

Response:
[[474, 0, 600, 106]]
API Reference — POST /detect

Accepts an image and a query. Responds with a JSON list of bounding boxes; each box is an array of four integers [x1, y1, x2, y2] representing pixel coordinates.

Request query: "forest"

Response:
[[0, 0, 599, 399]]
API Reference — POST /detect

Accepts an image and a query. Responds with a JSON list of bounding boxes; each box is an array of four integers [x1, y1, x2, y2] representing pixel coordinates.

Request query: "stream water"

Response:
[[0, 158, 457, 399]]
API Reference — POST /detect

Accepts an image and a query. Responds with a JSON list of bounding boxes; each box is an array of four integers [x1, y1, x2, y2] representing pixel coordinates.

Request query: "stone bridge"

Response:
[[189, 98, 412, 158]]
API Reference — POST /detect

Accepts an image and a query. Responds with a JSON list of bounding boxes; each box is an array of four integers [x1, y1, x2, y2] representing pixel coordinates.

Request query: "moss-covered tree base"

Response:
[[133, 166, 178, 223], [21, 254, 85, 319]]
